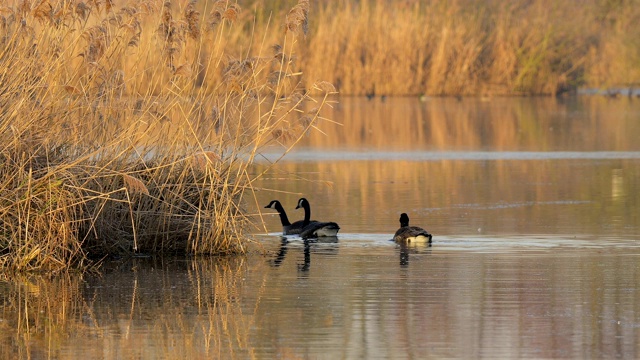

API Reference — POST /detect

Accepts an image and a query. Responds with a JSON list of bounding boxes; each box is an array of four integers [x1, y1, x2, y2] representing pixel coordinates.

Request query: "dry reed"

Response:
[[0, 0, 336, 272], [3, 0, 627, 101], [247, 0, 640, 96]]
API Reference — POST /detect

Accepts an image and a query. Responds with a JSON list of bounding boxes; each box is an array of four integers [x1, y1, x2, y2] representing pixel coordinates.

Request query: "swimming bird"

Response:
[[295, 198, 340, 239], [264, 200, 315, 235], [393, 213, 432, 245]]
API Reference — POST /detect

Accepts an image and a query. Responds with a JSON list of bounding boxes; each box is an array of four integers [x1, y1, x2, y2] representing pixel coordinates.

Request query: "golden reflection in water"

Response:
[[299, 97, 640, 151], [253, 96, 640, 237], [2, 245, 640, 358], [254, 242, 640, 359], [0, 257, 267, 359], [0, 274, 82, 359], [253, 158, 640, 237]]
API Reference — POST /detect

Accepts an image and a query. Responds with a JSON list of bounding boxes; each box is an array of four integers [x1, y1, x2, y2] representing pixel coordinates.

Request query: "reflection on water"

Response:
[[3, 97, 640, 358], [300, 96, 640, 151], [269, 237, 340, 272], [253, 97, 640, 238], [3, 236, 640, 359], [1, 257, 260, 359], [254, 158, 640, 237]]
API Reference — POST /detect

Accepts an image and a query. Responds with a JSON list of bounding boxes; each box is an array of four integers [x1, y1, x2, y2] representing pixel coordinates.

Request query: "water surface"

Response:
[[2, 96, 640, 359]]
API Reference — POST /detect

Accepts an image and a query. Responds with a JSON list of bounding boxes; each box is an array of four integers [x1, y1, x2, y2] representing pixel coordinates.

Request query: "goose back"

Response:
[[295, 197, 341, 239], [393, 213, 432, 245], [300, 221, 341, 239]]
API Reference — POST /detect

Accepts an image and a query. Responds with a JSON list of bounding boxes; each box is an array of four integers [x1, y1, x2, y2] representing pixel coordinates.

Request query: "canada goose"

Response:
[[295, 198, 340, 239], [393, 213, 432, 245], [264, 200, 316, 235]]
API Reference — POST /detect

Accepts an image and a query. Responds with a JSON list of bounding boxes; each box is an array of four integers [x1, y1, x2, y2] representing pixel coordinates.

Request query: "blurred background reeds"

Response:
[[206, 0, 640, 96]]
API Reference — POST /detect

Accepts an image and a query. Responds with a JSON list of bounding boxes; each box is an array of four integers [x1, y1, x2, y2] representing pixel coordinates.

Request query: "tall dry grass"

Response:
[[0, 0, 337, 272], [249, 0, 640, 96]]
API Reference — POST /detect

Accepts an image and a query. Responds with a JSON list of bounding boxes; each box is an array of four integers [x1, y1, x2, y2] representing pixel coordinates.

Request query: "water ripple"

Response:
[[259, 233, 640, 253], [258, 150, 640, 162]]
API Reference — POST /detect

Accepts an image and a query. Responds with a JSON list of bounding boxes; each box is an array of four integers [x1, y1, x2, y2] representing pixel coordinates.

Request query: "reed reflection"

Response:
[[0, 274, 83, 360], [300, 97, 640, 152], [4, 241, 640, 358], [0, 257, 265, 359], [255, 158, 640, 236], [255, 97, 640, 237]]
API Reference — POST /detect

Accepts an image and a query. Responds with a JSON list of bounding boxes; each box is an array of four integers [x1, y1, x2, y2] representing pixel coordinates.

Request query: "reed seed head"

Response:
[[285, 0, 309, 37], [299, 114, 313, 127], [184, 0, 200, 40], [173, 64, 192, 77], [314, 81, 336, 93], [122, 173, 149, 196], [268, 71, 285, 86], [75, 2, 90, 21], [223, 4, 241, 22], [288, 91, 305, 107]]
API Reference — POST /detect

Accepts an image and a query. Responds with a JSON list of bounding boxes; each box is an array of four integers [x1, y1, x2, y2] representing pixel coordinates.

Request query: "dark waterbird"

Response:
[[295, 198, 340, 239], [393, 213, 432, 245], [264, 200, 316, 235]]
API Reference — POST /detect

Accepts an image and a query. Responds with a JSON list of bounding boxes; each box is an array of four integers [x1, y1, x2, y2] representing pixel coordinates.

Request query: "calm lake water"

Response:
[[2, 96, 640, 359]]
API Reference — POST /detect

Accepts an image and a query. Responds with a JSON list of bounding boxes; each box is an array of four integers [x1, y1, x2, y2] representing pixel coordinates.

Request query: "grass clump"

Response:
[[0, 0, 336, 272]]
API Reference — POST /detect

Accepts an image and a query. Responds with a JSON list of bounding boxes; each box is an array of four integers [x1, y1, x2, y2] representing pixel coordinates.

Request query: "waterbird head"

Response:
[[399, 213, 410, 227], [295, 197, 309, 210], [264, 200, 281, 209]]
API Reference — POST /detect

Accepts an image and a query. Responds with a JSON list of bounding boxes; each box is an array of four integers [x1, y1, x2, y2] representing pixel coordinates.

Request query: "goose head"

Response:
[[295, 197, 310, 210], [399, 213, 410, 227], [264, 200, 282, 210]]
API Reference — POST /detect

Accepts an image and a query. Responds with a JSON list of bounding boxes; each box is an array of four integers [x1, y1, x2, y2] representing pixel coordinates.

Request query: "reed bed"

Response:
[[308, 0, 640, 95], [0, 0, 337, 272], [252, 0, 640, 96]]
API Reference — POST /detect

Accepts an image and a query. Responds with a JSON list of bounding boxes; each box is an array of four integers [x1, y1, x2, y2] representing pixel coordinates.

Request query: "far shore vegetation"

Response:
[[0, 0, 637, 272], [237, 0, 640, 97]]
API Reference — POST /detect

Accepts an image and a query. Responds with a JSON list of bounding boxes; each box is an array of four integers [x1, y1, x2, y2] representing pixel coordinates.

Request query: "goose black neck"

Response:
[[274, 202, 291, 226], [302, 202, 311, 226]]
